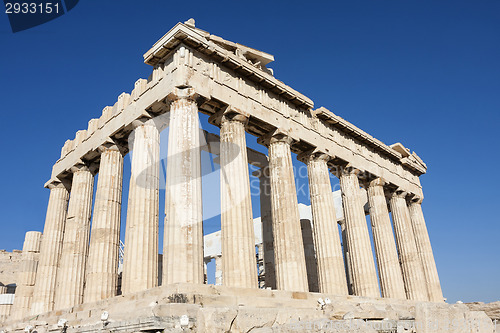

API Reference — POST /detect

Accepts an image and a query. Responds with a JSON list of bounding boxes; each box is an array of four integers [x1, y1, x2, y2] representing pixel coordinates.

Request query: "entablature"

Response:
[[48, 23, 426, 199], [143, 21, 312, 110]]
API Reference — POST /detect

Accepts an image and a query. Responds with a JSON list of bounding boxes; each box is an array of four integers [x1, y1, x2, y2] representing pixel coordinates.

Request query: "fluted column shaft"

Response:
[[408, 200, 443, 302], [31, 183, 69, 315], [84, 147, 124, 302], [268, 135, 308, 292], [11, 231, 42, 320], [339, 169, 379, 297], [54, 167, 94, 309], [367, 179, 406, 299], [390, 191, 428, 301], [256, 168, 276, 289], [306, 155, 348, 295], [220, 115, 258, 288], [164, 89, 204, 284], [122, 122, 160, 294]]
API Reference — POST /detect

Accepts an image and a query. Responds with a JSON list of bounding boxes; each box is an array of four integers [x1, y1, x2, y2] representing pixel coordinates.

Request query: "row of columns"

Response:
[[24, 87, 442, 318], [27, 89, 206, 315]]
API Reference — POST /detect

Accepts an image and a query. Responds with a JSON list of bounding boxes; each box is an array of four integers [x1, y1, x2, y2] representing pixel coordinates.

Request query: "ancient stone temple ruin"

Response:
[[0, 19, 495, 332]]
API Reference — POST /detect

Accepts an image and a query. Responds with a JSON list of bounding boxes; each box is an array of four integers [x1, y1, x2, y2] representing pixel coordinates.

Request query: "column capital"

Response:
[[257, 128, 297, 147], [390, 189, 409, 199], [46, 180, 67, 190], [208, 105, 249, 127], [130, 117, 157, 130], [297, 148, 332, 164], [330, 163, 364, 179], [409, 195, 424, 204], [367, 177, 386, 188], [69, 161, 90, 174], [45, 176, 73, 190], [97, 138, 128, 156], [411, 196, 424, 205], [166, 86, 198, 103]]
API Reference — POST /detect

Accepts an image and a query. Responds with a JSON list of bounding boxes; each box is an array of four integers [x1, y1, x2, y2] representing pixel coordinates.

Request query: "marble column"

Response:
[[366, 178, 406, 299], [122, 121, 160, 294], [408, 199, 443, 302], [305, 153, 348, 295], [266, 132, 308, 292], [54, 166, 94, 309], [31, 182, 69, 315], [215, 256, 222, 286], [255, 167, 276, 290], [339, 167, 379, 297], [390, 190, 428, 301], [84, 145, 124, 303], [219, 111, 258, 288], [11, 231, 42, 320], [164, 88, 204, 285]]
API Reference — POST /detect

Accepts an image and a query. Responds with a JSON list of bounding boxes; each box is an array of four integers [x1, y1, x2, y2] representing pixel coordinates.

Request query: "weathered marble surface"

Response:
[[122, 122, 160, 295], [1, 284, 495, 333]]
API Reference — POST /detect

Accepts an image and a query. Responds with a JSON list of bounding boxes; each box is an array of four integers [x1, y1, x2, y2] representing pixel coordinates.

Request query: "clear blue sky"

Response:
[[0, 1, 498, 303]]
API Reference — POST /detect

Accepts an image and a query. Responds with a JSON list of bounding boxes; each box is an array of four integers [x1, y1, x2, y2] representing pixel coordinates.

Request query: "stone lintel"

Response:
[[314, 107, 403, 161]]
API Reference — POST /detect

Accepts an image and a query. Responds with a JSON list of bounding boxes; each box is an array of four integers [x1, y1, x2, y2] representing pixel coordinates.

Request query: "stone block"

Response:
[[196, 307, 237, 333]]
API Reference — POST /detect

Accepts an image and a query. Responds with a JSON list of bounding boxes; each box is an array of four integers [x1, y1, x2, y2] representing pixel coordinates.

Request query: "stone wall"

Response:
[[0, 250, 22, 293]]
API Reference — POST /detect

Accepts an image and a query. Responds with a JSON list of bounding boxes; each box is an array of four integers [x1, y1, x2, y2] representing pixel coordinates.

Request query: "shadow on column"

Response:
[[301, 219, 319, 293]]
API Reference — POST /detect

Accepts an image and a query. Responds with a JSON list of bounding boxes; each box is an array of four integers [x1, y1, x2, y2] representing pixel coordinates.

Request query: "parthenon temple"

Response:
[[0, 20, 495, 332]]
